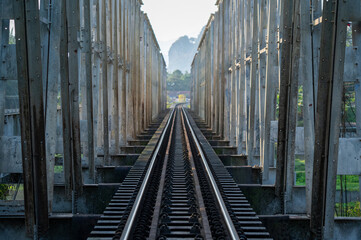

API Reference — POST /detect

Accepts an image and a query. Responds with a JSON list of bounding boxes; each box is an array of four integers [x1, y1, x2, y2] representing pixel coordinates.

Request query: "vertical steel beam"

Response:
[[66, 0, 83, 209], [311, 0, 347, 238], [120, 0, 127, 146], [60, 0, 73, 199], [126, 0, 135, 140], [247, 0, 259, 165], [353, 21, 361, 220], [14, 0, 49, 237], [39, 0, 50, 105], [84, 0, 95, 180], [45, 0, 62, 211], [284, 0, 302, 207], [101, 0, 110, 162], [300, 0, 315, 215], [275, 0, 293, 201], [238, 0, 247, 155], [0, 19, 8, 140], [258, 0, 268, 176], [263, 0, 278, 182], [111, 0, 119, 154]]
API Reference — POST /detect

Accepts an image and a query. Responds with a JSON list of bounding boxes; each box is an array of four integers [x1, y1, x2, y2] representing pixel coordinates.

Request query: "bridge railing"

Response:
[[0, 0, 166, 237], [191, 0, 361, 238]]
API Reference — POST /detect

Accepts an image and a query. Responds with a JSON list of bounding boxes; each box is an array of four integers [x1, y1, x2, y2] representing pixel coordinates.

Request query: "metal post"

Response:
[[247, 0, 259, 166], [45, 0, 62, 211], [311, 0, 347, 238], [14, 0, 49, 237], [83, 0, 95, 180], [263, 0, 278, 182], [275, 0, 293, 202]]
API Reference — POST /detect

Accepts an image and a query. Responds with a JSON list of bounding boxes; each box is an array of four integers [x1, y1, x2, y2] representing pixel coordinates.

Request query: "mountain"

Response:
[[168, 27, 205, 73]]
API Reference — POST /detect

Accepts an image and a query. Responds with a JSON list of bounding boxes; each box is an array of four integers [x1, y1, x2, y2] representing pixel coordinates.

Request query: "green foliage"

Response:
[[54, 166, 63, 173], [346, 24, 353, 47], [0, 184, 9, 200], [335, 202, 361, 217], [342, 83, 356, 126], [295, 156, 306, 186], [346, 202, 361, 217], [9, 27, 16, 45], [167, 70, 191, 91], [295, 157, 359, 191], [297, 86, 304, 127], [336, 175, 359, 192]]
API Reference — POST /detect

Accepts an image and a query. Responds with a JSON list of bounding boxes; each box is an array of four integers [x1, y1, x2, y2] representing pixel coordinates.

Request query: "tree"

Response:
[[167, 70, 191, 91]]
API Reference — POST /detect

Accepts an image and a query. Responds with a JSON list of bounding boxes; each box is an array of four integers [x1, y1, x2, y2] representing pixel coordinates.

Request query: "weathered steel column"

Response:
[[140, 13, 145, 132], [263, 0, 278, 182], [126, 0, 135, 140], [66, 0, 83, 209], [111, 0, 119, 154], [120, 0, 128, 146], [238, 0, 247, 155], [0, 20, 9, 156], [101, 0, 110, 162], [14, 0, 49, 237], [353, 21, 361, 218], [275, 0, 293, 203], [311, 0, 348, 238], [229, 0, 236, 146], [284, 0, 302, 208], [247, 0, 259, 165], [44, 0, 62, 210], [299, 0, 315, 215], [60, 0, 73, 199], [83, 0, 95, 180], [258, 0, 268, 176], [39, 0, 50, 104]]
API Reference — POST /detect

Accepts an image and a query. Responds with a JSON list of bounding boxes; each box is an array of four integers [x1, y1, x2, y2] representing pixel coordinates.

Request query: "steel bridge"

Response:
[[0, 0, 361, 239]]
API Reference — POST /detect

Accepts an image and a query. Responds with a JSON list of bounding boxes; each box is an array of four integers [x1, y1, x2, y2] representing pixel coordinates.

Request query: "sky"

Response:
[[142, 0, 218, 65]]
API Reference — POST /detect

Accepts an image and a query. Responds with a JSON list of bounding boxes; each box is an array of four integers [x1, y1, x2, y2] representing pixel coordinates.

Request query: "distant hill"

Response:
[[168, 27, 205, 73]]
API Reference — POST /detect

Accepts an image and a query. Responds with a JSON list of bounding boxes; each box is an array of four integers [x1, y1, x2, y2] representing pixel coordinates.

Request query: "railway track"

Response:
[[89, 106, 272, 240]]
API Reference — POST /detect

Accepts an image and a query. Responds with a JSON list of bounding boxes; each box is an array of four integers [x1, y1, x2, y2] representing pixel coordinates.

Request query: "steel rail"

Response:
[[182, 107, 240, 240], [120, 108, 176, 239]]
